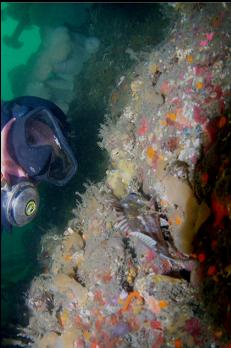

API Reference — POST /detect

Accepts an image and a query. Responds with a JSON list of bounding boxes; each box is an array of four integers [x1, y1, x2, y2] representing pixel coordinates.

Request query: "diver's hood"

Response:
[[10, 107, 77, 186]]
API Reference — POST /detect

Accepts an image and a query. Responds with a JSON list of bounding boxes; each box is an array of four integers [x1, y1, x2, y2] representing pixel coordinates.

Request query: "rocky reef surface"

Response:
[[13, 3, 231, 348]]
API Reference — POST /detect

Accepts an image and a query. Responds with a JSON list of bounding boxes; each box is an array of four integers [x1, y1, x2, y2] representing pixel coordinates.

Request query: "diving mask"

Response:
[[10, 106, 77, 186]]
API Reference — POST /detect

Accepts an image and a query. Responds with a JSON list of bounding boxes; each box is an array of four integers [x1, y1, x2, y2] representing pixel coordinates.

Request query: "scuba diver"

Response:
[[1, 96, 77, 231]]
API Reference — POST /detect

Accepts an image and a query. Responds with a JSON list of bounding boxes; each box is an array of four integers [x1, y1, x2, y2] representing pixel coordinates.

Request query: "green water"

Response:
[[1, 2, 41, 100]]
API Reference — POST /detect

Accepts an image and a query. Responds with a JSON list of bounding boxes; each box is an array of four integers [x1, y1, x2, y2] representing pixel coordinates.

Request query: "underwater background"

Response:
[[2, 3, 231, 347], [1, 2, 170, 344]]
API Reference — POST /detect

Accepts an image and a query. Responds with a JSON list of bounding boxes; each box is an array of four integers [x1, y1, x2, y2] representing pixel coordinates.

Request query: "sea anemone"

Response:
[[85, 37, 100, 55], [43, 26, 73, 64]]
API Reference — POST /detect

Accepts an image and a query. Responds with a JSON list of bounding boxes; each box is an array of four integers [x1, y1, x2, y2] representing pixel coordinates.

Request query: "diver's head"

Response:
[[1, 105, 77, 230]]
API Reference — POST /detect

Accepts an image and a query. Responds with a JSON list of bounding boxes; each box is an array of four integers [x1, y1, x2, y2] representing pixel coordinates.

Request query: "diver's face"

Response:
[[26, 118, 61, 156], [1, 118, 28, 184]]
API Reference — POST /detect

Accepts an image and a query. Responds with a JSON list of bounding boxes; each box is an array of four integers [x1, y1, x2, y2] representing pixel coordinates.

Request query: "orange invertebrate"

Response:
[[121, 291, 143, 312], [146, 146, 157, 160]]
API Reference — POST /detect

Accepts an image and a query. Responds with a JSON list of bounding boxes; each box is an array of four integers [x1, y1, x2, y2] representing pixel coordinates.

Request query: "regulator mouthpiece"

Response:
[[2, 181, 39, 227]]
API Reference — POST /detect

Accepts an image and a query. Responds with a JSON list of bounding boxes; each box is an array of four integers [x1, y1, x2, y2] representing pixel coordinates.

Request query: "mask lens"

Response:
[[48, 150, 73, 181], [24, 109, 77, 184]]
